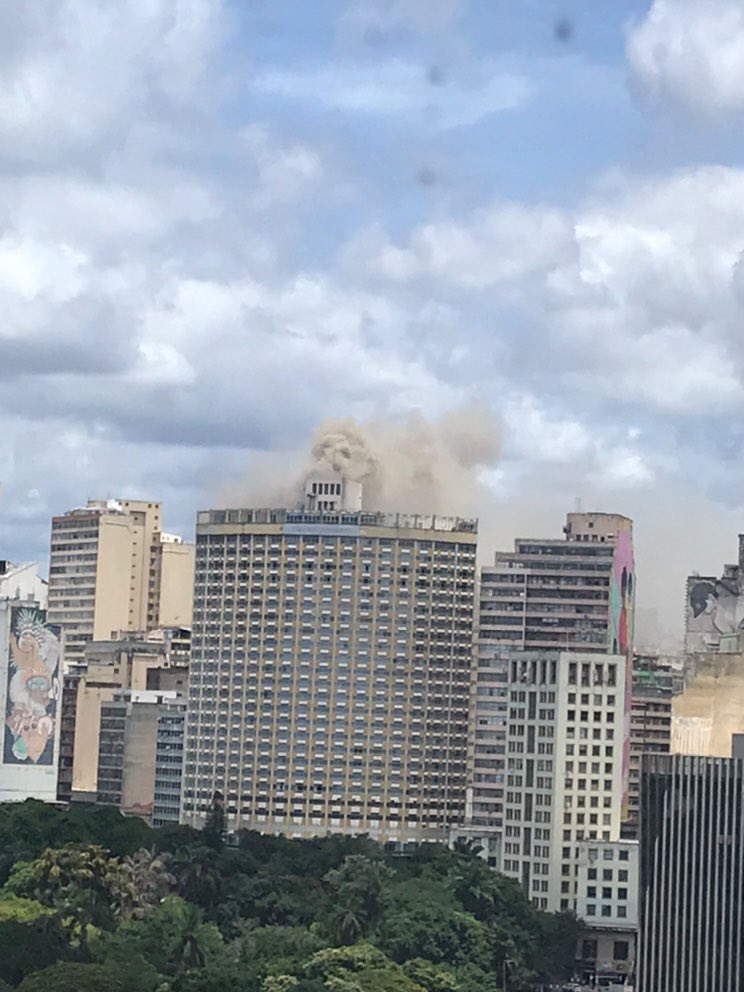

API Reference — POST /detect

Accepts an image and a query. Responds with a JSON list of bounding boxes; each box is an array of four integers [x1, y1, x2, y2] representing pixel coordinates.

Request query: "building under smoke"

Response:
[[182, 468, 478, 842]]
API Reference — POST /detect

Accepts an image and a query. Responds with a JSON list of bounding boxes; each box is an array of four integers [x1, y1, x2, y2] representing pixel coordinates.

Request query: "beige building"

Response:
[[57, 629, 189, 802], [182, 471, 478, 842], [97, 689, 184, 820], [672, 643, 744, 757], [48, 498, 194, 666]]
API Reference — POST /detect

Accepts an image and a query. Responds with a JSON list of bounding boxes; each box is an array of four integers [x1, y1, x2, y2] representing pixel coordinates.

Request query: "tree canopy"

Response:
[[0, 800, 579, 991]]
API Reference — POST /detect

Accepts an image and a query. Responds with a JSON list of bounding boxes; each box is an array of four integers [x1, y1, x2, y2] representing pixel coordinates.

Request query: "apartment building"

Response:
[[638, 753, 744, 992], [97, 688, 182, 819], [623, 657, 672, 838], [152, 701, 187, 827], [469, 512, 634, 835], [56, 630, 188, 802], [499, 650, 626, 912], [181, 471, 478, 842], [47, 499, 194, 666], [479, 512, 634, 653]]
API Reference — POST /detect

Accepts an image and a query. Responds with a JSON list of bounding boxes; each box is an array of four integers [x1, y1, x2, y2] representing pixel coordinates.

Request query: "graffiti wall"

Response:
[[686, 576, 744, 654], [3, 606, 61, 766]]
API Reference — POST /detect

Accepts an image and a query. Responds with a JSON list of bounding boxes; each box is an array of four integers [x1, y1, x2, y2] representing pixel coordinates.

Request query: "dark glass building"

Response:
[[639, 753, 744, 992]]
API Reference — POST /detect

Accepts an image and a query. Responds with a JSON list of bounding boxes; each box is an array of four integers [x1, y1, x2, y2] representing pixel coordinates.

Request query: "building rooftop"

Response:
[[197, 507, 478, 535]]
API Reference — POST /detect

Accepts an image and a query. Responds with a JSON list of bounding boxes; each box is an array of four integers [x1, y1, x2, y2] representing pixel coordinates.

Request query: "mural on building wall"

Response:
[[686, 577, 744, 653], [610, 529, 635, 820], [4, 607, 60, 765]]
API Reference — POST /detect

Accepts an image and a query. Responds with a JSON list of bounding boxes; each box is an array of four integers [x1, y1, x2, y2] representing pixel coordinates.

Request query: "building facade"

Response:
[[638, 753, 744, 992], [469, 512, 635, 836], [97, 688, 181, 819], [181, 474, 477, 841], [685, 534, 744, 655], [48, 499, 193, 667], [152, 701, 186, 827], [0, 562, 48, 608], [574, 839, 638, 984], [499, 650, 626, 911], [0, 600, 62, 803], [57, 630, 188, 802], [623, 657, 672, 838]]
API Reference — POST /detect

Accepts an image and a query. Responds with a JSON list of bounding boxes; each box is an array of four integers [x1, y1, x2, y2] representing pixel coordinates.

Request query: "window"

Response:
[[614, 941, 630, 962], [582, 940, 597, 960]]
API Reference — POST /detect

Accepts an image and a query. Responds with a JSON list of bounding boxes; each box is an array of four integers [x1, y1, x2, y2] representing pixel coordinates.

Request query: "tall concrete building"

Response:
[[57, 629, 189, 803], [469, 512, 635, 834], [97, 688, 182, 819], [182, 471, 477, 841], [623, 656, 672, 839], [497, 650, 626, 911], [152, 701, 187, 827], [48, 499, 194, 667], [0, 600, 61, 803], [0, 562, 48, 608], [479, 512, 634, 653], [685, 534, 744, 655], [638, 753, 744, 992]]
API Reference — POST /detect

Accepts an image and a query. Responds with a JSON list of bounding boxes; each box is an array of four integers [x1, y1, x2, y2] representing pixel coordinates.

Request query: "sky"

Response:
[[0, 0, 742, 644]]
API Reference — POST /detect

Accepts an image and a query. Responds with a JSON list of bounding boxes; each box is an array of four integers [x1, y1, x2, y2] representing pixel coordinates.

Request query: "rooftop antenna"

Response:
[[574, 496, 583, 513]]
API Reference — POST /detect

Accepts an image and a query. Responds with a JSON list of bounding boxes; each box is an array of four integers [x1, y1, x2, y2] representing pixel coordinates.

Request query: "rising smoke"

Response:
[[222, 405, 502, 517]]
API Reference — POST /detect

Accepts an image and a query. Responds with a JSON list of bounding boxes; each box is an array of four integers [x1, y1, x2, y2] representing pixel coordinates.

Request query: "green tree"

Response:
[[323, 856, 393, 943], [110, 848, 176, 920], [401, 959, 459, 992], [0, 917, 75, 986], [202, 791, 226, 851]]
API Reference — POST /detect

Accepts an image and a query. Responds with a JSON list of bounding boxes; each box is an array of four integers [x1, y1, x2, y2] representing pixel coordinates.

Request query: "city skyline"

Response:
[[0, 0, 741, 647]]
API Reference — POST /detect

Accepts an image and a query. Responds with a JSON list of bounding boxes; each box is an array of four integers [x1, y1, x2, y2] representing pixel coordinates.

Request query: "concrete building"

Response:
[[671, 645, 744, 757], [181, 471, 478, 841], [152, 700, 186, 827], [0, 562, 48, 608], [97, 689, 181, 819], [685, 534, 744, 656], [498, 650, 626, 912], [479, 512, 634, 653], [469, 512, 634, 835], [57, 629, 189, 802], [623, 656, 673, 839], [0, 600, 61, 803], [574, 839, 638, 985], [638, 752, 744, 992], [47, 498, 194, 667]]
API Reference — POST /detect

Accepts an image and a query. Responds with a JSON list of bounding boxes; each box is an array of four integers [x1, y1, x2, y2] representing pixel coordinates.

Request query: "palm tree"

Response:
[[112, 848, 176, 919]]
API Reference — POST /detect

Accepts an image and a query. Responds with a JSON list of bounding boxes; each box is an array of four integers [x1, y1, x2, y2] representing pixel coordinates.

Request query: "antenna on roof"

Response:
[[574, 496, 583, 513]]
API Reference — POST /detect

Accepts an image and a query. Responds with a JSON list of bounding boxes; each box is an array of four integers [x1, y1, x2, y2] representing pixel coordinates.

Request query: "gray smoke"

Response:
[[222, 405, 502, 517]]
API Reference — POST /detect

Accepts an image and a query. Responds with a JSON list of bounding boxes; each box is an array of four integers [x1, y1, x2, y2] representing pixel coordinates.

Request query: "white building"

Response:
[[0, 599, 61, 803], [575, 839, 638, 983], [500, 650, 627, 912], [0, 562, 48, 609]]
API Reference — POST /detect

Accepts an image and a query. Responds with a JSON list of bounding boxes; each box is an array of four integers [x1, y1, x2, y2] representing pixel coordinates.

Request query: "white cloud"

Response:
[[253, 59, 531, 129], [627, 0, 744, 116]]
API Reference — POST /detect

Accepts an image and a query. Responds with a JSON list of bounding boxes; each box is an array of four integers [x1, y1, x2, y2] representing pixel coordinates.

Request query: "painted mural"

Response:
[[610, 529, 635, 820], [686, 577, 744, 653], [4, 606, 61, 765]]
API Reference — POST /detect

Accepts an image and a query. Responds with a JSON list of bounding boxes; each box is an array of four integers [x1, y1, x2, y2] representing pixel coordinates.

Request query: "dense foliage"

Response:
[[0, 800, 578, 992]]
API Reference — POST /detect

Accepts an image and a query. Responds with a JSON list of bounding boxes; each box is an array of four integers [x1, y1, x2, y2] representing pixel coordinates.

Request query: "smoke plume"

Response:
[[222, 405, 502, 517]]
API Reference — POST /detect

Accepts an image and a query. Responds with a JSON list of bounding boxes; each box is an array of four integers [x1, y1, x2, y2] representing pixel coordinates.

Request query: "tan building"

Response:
[[97, 689, 185, 820], [48, 499, 194, 666], [623, 658, 672, 838], [672, 642, 744, 757], [182, 471, 478, 842], [57, 629, 189, 802]]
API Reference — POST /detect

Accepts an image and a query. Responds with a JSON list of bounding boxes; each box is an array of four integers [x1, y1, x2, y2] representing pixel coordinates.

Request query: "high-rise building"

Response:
[[685, 534, 744, 656], [0, 562, 48, 608], [152, 701, 186, 827], [623, 655, 672, 839], [469, 512, 635, 835], [0, 600, 61, 803], [479, 512, 634, 654], [497, 650, 626, 911], [97, 688, 182, 819], [57, 630, 189, 803], [47, 498, 194, 667], [181, 471, 478, 841], [638, 753, 744, 992]]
